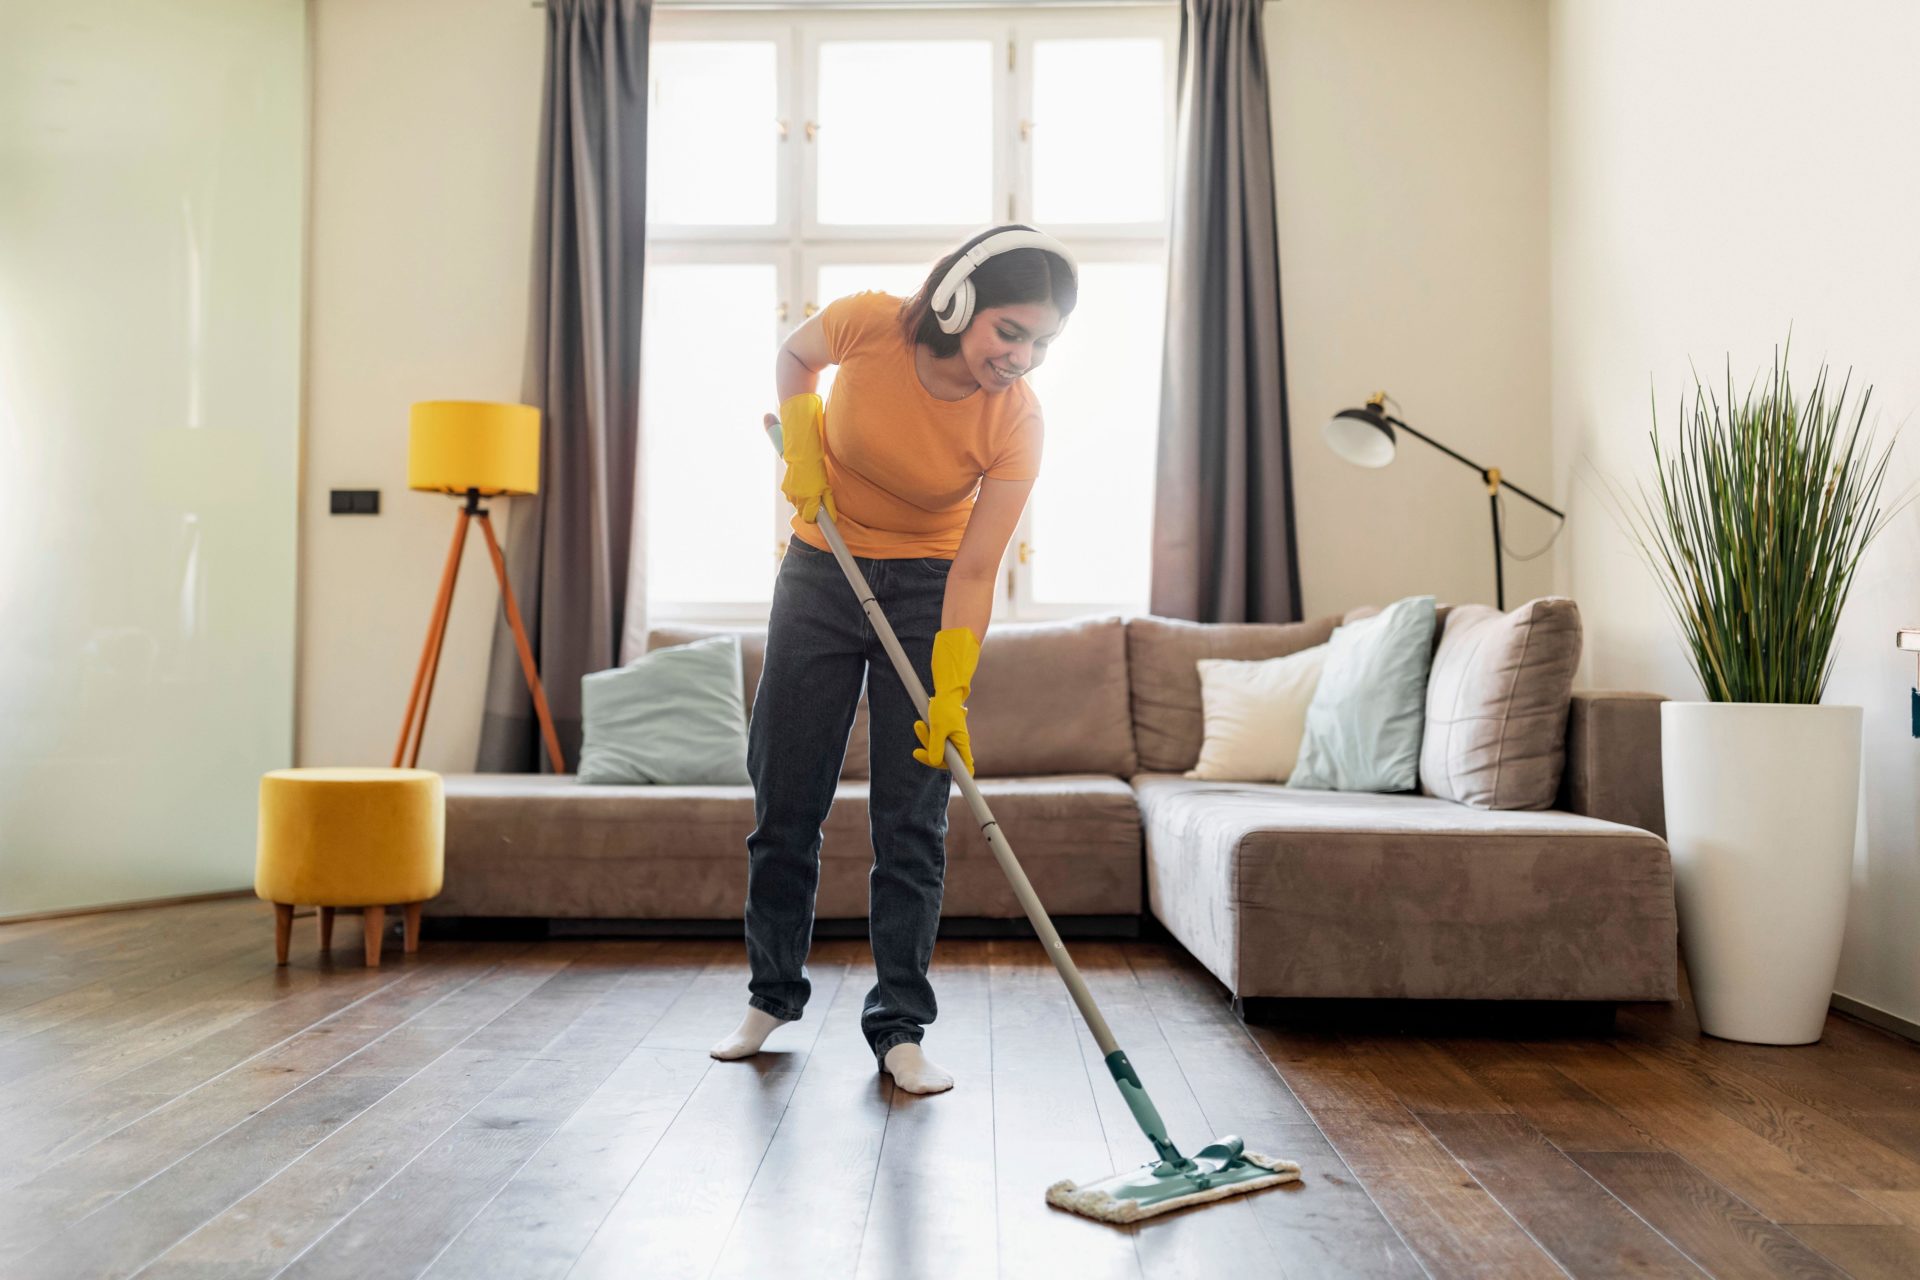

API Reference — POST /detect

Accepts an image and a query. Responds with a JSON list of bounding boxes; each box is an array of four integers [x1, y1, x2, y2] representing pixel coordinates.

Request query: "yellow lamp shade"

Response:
[[408, 400, 540, 496]]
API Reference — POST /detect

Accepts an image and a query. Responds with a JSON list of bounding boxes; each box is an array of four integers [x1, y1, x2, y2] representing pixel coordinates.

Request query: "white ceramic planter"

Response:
[[1661, 701, 1861, 1044]]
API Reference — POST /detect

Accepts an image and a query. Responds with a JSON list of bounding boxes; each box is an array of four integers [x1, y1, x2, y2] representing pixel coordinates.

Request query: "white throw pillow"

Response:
[[1184, 644, 1329, 782]]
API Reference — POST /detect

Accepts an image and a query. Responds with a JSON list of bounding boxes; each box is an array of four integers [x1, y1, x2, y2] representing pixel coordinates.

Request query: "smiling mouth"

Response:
[[988, 361, 1024, 382]]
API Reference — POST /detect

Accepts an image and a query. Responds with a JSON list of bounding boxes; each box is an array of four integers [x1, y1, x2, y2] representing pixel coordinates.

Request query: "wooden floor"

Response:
[[1, 900, 1917, 1279]]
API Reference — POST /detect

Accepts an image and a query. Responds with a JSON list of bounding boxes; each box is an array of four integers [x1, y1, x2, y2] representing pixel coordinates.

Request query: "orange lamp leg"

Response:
[[478, 511, 567, 775], [395, 509, 472, 768]]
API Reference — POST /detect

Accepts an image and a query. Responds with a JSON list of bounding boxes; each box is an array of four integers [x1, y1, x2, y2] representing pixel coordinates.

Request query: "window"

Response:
[[642, 7, 1176, 622]]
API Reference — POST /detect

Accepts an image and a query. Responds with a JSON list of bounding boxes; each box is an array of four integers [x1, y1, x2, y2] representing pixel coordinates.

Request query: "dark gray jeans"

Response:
[[744, 533, 952, 1063]]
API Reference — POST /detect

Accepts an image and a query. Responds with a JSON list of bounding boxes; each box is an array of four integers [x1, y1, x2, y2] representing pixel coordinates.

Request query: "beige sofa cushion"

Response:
[[1125, 615, 1339, 773], [434, 773, 1141, 919], [970, 615, 1137, 777], [650, 614, 1135, 779], [1419, 598, 1582, 809], [1134, 774, 1676, 1000]]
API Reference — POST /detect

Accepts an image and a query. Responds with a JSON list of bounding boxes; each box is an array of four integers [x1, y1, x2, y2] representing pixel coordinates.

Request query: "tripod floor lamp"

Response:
[[396, 400, 566, 774], [1324, 393, 1565, 610]]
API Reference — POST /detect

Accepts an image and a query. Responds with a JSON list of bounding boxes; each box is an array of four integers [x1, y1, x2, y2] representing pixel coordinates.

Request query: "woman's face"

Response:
[[960, 301, 1063, 395]]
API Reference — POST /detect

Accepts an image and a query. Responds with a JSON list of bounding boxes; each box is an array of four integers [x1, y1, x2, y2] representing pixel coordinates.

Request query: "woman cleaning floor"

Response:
[[708, 225, 1078, 1094]]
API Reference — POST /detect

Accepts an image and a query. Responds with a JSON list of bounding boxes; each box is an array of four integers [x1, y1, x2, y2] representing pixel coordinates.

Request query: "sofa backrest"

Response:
[[971, 615, 1136, 777], [646, 614, 1136, 779], [1124, 614, 1341, 773]]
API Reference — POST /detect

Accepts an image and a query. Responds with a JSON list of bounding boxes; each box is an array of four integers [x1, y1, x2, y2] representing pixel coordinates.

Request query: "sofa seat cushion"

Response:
[[434, 773, 1141, 920], [1133, 774, 1676, 1001]]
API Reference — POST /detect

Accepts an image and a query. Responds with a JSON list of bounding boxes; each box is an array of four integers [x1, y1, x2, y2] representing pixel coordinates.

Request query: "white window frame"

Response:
[[645, 4, 1178, 625]]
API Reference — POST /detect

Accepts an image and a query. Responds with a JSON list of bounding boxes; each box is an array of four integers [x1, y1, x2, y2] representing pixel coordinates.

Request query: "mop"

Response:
[[764, 419, 1301, 1224]]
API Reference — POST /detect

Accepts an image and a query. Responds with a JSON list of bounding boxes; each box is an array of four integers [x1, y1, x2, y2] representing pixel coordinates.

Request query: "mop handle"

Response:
[[764, 419, 1124, 1059]]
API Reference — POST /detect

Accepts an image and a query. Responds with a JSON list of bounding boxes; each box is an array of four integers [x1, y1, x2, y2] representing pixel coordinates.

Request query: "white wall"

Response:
[[0, 0, 305, 917], [1271, 0, 1553, 620], [1551, 0, 1920, 1025], [300, 0, 545, 772]]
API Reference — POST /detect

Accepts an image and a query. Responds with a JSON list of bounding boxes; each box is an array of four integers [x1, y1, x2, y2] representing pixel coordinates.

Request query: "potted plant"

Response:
[[1620, 344, 1898, 1044]]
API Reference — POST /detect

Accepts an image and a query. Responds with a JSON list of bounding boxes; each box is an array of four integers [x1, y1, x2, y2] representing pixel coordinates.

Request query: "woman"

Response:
[[709, 225, 1078, 1094]]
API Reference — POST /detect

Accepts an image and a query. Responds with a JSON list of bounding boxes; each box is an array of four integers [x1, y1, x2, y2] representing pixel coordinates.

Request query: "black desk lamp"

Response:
[[1324, 392, 1565, 610]]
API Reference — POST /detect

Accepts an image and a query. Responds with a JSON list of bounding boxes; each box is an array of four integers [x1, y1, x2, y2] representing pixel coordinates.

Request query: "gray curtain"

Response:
[[1150, 0, 1301, 624], [477, 0, 650, 773]]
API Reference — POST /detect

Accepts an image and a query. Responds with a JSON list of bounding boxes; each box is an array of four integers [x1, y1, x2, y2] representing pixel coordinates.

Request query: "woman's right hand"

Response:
[[776, 393, 837, 523]]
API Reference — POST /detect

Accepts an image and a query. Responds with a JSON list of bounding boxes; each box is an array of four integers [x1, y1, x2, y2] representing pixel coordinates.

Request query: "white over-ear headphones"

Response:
[[929, 228, 1078, 336]]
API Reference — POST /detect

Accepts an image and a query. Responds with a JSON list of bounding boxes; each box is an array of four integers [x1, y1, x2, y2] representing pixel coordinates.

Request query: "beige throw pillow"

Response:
[[1185, 645, 1328, 782], [1419, 597, 1583, 809]]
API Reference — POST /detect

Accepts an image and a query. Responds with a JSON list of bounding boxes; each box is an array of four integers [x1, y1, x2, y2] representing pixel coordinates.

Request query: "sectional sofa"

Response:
[[429, 611, 1677, 1006]]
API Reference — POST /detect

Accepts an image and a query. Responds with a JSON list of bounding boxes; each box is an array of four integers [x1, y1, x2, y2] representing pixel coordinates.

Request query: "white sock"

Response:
[[882, 1042, 954, 1094], [709, 1006, 789, 1060]]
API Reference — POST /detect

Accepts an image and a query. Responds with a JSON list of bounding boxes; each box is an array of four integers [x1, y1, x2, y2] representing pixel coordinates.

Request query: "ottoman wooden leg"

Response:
[[403, 902, 423, 954], [319, 906, 335, 953], [273, 903, 294, 966], [363, 905, 386, 968]]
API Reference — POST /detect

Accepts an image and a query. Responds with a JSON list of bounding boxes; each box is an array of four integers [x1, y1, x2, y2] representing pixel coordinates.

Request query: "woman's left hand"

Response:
[[912, 627, 979, 775]]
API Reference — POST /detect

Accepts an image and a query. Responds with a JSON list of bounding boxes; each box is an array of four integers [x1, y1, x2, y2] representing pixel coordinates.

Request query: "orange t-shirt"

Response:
[[789, 290, 1044, 559]]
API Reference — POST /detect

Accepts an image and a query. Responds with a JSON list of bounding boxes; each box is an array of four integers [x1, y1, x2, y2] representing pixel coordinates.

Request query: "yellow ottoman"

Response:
[[256, 767, 445, 967]]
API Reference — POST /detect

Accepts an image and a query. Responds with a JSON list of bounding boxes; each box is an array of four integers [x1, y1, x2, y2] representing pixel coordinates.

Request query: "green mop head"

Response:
[[1046, 1137, 1301, 1224]]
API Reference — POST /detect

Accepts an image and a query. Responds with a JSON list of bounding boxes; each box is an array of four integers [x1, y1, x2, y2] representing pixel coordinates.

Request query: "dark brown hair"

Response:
[[896, 224, 1079, 358]]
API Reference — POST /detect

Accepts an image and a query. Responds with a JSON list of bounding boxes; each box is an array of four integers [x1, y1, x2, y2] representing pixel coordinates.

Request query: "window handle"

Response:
[[1019, 119, 1034, 143], [1018, 540, 1035, 565], [777, 301, 789, 323], [805, 120, 819, 142], [804, 301, 819, 319], [776, 119, 789, 142]]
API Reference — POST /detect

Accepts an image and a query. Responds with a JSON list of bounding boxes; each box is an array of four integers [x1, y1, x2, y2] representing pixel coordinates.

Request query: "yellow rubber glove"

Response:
[[912, 627, 980, 775], [778, 391, 838, 524]]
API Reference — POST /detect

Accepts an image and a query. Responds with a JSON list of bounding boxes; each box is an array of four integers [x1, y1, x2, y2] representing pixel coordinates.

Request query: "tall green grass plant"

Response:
[[1620, 344, 1899, 704]]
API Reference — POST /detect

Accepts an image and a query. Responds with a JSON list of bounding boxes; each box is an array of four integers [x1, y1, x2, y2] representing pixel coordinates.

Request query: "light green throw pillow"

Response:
[[1289, 595, 1437, 793], [577, 634, 751, 785]]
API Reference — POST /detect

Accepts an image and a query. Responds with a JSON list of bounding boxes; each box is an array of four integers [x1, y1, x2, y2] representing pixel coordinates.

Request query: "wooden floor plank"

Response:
[[271, 943, 724, 1280], [557, 949, 852, 1280], [5, 943, 587, 1277], [1437, 1037, 1662, 1153], [706, 944, 893, 1280], [1069, 943, 1301, 1280], [0, 941, 493, 1187], [0, 945, 509, 1262], [400, 942, 723, 1280], [131, 944, 647, 1279], [4, 899, 1917, 1279], [0, 938, 387, 1115], [1131, 947, 1430, 1279], [1786, 1223, 1920, 1280], [1609, 1037, 1920, 1201], [854, 939, 999, 1280], [1415, 1111, 1705, 1278], [1616, 1009, 1920, 1179], [1, 922, 311, 1046], [1530, 1040, 1899, 1226], [0, 901, 252, 1017], [1571, 1152, 1848, 1280], [986, 937, 1143, 1280], [1247, 1015, 1566, 1278]]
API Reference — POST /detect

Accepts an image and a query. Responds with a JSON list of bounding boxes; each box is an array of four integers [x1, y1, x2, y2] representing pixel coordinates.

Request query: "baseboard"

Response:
[[1831, 993, 1920, 1044], [0, 887, 253, 926], [425, 915, 1144, 942]]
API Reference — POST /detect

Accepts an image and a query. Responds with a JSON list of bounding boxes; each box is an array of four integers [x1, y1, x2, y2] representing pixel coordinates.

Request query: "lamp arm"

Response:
[[1496, 476, 1565, 520], [1384, 414, 1565, 519]]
